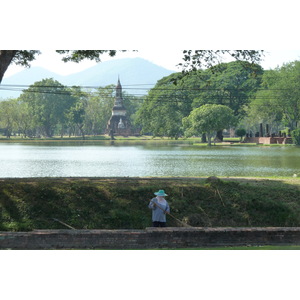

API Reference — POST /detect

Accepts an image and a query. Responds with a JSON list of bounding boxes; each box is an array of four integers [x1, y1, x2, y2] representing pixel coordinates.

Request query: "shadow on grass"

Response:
[[0, 177, 300, 231]]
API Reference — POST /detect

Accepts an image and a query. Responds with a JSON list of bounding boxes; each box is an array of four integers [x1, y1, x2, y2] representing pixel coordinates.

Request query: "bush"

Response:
[[235, 128, 246, 141], [291, 128, 300, 145]]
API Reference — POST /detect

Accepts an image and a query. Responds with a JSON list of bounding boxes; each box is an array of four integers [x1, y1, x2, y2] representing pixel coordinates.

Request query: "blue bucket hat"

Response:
[[154, 190, 168, 196]]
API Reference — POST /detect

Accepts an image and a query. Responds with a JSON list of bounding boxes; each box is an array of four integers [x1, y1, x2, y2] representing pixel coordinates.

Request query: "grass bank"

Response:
[[1, 135, 296, 146], [1, 177, 300, 231]]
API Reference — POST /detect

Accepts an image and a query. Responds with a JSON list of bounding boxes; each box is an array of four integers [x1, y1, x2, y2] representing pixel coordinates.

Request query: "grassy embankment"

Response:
[[0, 135, 299, 231], [0, 135, 295, 147], [1, 176, 300, 231]]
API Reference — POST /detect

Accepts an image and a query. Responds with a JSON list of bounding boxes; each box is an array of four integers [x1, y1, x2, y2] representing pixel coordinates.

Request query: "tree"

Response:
[[0, 99, 18, 138], [179, 50, 264, 73], [84, 85, 115, 135], [244, 62, 300, 134], [263, 61, 300, 130], [0, 50, 41, 83], [236, 128, 246, 141], [291, 128, 300, 145], [191, 61, 263, 140], [0, 98, 34, 138], [182, 104, 237, 145], [19, 78, 76, 137], [13, 99, 34, 138], [136, 62, 262, 139], [66, 87, 89, 138], [135, 73, 193, 138], [244, 84, 283, 136], [67, 101, 86, 139]]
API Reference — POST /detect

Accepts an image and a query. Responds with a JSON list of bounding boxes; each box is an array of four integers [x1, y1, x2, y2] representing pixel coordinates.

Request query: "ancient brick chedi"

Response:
[[106, 77, 131, 137]]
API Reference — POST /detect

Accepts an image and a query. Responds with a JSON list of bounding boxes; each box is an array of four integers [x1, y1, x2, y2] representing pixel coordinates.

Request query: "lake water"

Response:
[[0, 142, 299, 178]]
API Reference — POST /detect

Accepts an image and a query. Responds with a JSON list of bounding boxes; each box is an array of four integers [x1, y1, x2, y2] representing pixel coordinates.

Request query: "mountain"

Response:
[[0, 58, 175, 99], [0, 67, 64, 99]]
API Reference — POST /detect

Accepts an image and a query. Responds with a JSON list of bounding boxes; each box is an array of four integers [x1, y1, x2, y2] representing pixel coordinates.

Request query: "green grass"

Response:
[[173, 245, 300, 250], [1, 176, 300, 231], [0, 135, 296, 146], [215, 245, 300, 250], [93, 245, 300, 250]]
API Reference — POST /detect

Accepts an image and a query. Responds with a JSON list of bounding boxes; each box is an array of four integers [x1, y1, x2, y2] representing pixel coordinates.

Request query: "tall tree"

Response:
[[192, 61, 263, 117], [84, 85, 115, 135], [19, 78, 76, 137], [269, 61, 300, 130], [0, 99, 18, 138], [136, 62, 262, 139], [249, 62, 300, 131], [191, 61, 263, 140], [66, 86, 89, 138], [135, 73, 193, 138], [244, 83, 283, 136], [183, 104, 237, 145]]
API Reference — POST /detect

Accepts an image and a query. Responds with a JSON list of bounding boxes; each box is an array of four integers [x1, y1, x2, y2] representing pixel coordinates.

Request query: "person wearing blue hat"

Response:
[[148, 189, 170, 227]]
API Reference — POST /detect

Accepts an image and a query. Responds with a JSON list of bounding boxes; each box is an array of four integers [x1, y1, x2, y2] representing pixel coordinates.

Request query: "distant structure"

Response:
[[243, 123, 292, 144], [106, 77, 132, 137]]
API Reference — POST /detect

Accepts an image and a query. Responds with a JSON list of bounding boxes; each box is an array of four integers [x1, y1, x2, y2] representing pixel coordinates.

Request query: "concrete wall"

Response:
[[1, 227, 300, 249]]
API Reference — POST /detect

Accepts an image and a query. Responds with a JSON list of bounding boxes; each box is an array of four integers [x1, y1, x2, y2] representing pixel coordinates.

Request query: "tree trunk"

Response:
[[207, 133, 212, 146], [216, 130, 223, 142], [44, 124, 53, 138], [0, 51, 17, 83], [60, 125, 64, 138], [110, 129, 115, 140], [78, 125, 85, 140]]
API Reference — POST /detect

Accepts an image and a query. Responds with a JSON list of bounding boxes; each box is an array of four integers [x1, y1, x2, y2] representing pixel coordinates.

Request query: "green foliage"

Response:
[[136, 61, 262, 138], [291, 128, 300, 145], [0, 81, 142, 138], [179, 50, 264, 74], [236, 128, 246, 140], [248, 61, 300, 131], [183, 104, 237, 145], [191, 61, 263, 120], [11, 51, 41, 67], [135, 73, 192, 138], [18, 78, 76, 137]]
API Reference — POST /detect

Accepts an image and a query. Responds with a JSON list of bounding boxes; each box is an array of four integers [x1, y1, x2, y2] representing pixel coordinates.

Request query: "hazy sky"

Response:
[[4, 49, 300, 78]]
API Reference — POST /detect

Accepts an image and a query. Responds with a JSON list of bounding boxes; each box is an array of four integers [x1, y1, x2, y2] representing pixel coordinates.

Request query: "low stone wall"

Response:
[[1, 227, 300, 249], [244, 137, 293, 144]]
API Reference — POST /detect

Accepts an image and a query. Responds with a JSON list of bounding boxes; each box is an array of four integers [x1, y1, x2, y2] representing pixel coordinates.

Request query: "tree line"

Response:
[[1, 59, 300, 143], [0, 78, 142, 139], [136, 60, 300, 144]]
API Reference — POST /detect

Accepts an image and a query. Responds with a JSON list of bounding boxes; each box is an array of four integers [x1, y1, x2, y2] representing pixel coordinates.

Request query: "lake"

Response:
[[0, 142, 299, 178]]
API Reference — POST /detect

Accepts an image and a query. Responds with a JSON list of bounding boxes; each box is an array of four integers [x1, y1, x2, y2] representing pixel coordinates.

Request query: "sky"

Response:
[[3, 1, 300, 78], [4, 49, 300, 78]]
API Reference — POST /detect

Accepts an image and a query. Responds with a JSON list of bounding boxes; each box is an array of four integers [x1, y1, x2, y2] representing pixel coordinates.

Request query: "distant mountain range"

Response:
[[0, 58, 176, 99]]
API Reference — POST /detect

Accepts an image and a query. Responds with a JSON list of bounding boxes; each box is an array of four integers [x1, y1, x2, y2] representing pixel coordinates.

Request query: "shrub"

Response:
[[291, 128, 300, 145], [235, 128, 246, 141]]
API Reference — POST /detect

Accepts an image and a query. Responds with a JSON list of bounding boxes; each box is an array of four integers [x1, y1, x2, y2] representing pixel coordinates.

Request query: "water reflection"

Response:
[[0, 143, 299, 178]]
